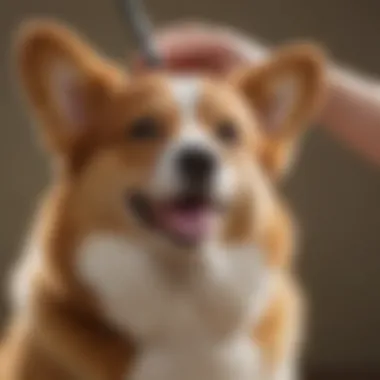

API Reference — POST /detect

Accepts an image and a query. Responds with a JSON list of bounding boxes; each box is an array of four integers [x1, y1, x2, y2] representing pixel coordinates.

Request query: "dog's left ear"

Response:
[[15, 20, 126, 156], [230, 44, 326, 179]]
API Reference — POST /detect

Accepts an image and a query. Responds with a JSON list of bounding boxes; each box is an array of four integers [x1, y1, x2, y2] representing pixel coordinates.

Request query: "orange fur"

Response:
[[1, 19, 326, 380]]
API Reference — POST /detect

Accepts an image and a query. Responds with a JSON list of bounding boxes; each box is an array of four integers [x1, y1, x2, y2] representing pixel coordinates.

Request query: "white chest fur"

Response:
[[77, 234, 270, 380]]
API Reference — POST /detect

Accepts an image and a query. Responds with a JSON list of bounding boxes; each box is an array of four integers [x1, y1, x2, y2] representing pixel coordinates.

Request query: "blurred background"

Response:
[[1, 0, 380, 379]]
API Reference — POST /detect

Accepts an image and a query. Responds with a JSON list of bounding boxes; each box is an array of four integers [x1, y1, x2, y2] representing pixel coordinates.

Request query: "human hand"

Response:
[[133, 21, 269, 74]]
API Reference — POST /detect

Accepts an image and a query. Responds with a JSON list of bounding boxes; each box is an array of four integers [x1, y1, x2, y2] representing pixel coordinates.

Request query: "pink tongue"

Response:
[[161, 207, 212, 241]]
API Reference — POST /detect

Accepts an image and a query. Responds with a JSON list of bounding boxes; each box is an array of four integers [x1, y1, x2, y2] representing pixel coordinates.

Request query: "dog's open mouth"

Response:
[[128, 192, 223, 246]]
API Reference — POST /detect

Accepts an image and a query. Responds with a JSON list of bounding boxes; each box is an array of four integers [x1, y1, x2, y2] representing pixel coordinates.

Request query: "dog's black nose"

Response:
[[177, 147, 216, 186]]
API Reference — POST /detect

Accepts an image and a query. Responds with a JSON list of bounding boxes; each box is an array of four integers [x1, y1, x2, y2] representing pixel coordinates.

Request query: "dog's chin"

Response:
[[127, 190, 226, 250]]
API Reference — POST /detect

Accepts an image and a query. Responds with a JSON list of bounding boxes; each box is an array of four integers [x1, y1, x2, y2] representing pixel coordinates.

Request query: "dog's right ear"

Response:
[[229, 44, 326, 180], [15, 20, 126, 155]]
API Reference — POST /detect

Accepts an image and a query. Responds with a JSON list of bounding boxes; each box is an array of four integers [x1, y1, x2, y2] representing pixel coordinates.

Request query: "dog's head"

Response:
[[16, 21, 325, 256]]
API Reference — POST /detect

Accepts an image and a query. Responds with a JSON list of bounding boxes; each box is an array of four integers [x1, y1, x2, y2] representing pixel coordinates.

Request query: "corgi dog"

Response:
[[0, 20, 325, 380]]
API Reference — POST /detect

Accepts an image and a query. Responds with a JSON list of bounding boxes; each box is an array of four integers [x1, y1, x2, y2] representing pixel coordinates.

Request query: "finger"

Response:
[[131, 23, 268, 74]]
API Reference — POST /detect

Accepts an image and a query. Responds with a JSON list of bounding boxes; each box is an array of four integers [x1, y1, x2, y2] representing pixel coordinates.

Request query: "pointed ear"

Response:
[[15, 20, 126, 155], [230, 43, 326, 179]]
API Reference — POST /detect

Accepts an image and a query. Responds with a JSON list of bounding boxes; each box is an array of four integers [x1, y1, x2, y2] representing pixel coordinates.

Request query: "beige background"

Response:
[[1, 0, 380, 371]]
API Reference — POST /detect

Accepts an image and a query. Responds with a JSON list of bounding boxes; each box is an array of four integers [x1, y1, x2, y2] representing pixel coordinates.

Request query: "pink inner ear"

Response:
[[51, 62, 88, 130], [263, 78, 297, 135]]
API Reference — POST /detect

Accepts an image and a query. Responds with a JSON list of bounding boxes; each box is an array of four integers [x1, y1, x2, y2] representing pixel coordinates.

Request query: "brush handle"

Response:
[[121, 0, 162, 67]]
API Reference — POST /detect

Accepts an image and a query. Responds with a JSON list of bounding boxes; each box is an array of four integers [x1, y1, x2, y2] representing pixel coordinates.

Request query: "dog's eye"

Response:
[[216, 121, 239, 145], [128, 117, 160, 140]]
